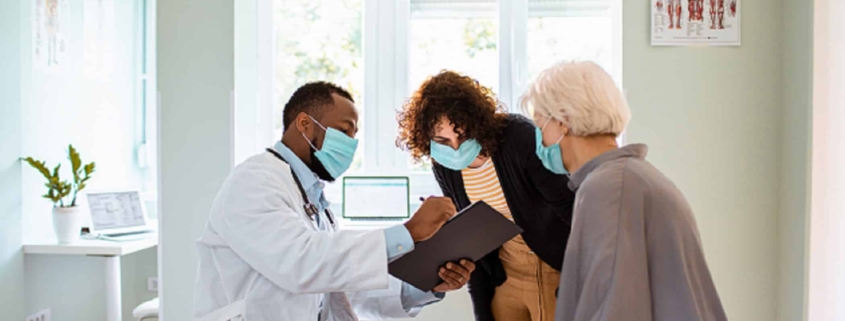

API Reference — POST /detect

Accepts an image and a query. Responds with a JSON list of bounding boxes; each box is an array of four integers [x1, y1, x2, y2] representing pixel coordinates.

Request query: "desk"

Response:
[[24, 235, 158, 321]]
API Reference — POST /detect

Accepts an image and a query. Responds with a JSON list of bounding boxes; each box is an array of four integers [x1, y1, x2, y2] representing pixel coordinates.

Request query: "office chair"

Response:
[[133, 297, 159, 321]]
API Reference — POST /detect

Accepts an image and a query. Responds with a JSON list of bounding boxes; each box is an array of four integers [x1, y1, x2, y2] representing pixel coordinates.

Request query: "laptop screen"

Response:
[[343, 177, 410, 219], [87, 191, 147, 230]]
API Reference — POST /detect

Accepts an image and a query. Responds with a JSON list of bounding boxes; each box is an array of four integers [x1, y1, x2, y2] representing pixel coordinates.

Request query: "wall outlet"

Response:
[[147, 276, 159, 292], [25, 309, 51, 321]]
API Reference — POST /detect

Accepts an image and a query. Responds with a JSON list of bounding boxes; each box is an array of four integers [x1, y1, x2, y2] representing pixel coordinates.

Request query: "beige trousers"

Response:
[[491, 236, 561, 321]]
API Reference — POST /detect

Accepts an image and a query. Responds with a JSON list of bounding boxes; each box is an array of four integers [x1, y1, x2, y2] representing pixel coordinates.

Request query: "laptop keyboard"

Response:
[[97, 230, 154, 242], [103, 230, 152, 238]]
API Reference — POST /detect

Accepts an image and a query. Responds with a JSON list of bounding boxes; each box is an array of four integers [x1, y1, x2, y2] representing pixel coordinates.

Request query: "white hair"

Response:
[[521, 61, 630, 137]]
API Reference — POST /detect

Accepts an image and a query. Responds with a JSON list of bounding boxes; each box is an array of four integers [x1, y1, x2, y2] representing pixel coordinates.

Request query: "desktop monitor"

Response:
[[342, 177, 410, 221]]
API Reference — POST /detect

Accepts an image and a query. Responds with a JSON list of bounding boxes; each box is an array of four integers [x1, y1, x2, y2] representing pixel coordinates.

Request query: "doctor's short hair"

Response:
[[283, 81, 355, 130], [521, 61, 630, 137]]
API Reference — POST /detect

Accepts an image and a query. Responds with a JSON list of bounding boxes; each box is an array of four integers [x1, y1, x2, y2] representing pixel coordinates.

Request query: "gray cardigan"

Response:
[[555, 144, 727, 321]]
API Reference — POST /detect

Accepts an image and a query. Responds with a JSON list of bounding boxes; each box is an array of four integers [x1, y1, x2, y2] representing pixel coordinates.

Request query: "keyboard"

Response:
[[98, 230, 155, 242]]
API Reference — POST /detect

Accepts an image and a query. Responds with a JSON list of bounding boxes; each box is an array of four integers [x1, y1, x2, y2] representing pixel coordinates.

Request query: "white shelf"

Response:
[[23, 234, 158, 257]]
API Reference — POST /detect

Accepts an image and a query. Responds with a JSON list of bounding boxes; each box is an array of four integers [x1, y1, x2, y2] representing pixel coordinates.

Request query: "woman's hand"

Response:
[[433, 259, 476, 292]]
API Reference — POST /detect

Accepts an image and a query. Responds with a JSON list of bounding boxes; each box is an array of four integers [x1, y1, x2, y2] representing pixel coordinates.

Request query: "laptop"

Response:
[[86, 190, 155, 242], [343, 177, 410, 223]]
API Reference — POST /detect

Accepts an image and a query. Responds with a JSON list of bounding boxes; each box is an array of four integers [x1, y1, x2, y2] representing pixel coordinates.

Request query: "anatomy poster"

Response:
[[83, 0, 116, 79], [651, 0, 741, 46], [32, 0, 71, 70]]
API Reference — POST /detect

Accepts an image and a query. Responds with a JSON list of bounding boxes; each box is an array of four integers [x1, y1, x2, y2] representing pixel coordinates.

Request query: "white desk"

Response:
[[24, 235, 158, 321]]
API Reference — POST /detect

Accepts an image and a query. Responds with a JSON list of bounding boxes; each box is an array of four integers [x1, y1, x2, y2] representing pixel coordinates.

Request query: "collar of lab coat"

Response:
[[273, 141, 330, 212], [568, 143, 649, 191]]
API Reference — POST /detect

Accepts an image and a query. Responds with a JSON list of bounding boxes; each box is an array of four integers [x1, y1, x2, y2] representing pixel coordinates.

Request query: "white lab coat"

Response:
[[194, 152, 413, 321]]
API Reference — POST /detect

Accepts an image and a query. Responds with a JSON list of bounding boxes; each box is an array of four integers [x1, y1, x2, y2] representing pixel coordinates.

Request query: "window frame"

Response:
[[257, 0, 623, 198], [137, 0, 157, 194]]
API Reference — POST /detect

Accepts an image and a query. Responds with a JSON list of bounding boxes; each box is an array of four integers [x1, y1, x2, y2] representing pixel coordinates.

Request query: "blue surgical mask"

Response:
[[535, 118, 567, 175], [430, 139, 482, 171], [303, 116, 359, 179]]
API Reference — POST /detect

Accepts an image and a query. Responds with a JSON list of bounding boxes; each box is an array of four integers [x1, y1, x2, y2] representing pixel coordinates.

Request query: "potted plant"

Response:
[[21, 145, 95, 244]]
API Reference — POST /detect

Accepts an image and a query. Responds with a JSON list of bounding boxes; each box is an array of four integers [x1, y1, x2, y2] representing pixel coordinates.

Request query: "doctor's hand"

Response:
[[433, 259, 476, 292], [405, 196, 457, 242]]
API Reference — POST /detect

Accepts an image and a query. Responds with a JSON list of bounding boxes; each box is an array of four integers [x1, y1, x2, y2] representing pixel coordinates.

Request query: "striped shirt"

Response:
[[461, 159, 512, 219], [461, 159, 527, 245]]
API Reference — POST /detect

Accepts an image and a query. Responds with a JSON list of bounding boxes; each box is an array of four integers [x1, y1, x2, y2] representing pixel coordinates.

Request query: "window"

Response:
[[407, 1, 499, 171], [527, 16, 613, 81], [408, 9, 499, 95], [137, 0, 157, 198], [260, 0, 621, 198], [273, 0, 365, 172]]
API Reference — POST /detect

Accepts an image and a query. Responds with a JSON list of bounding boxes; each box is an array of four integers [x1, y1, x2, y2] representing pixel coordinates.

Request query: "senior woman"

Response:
[[521, 61, 727, 321]]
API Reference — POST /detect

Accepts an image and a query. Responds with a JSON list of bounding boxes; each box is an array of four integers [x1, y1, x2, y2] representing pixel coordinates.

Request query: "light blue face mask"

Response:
[[430, 139, 482, 171], [535, 117, 568, 175], [303, 116, 359, 179]]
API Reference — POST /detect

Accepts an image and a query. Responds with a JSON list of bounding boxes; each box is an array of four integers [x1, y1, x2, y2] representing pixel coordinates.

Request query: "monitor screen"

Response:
[[87, 191, 147, 230], [343, 177, 410, 218]]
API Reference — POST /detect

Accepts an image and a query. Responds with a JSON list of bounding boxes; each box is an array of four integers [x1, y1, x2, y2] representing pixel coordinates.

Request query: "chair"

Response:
[[133, 297, 159, 321]]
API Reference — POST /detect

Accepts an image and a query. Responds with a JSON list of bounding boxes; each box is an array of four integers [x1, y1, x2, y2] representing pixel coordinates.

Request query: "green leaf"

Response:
[[21, 157, 52, 181], [52, 164, 61, 180], [84, 162, 96, 176], [68, 144, 82, 184]]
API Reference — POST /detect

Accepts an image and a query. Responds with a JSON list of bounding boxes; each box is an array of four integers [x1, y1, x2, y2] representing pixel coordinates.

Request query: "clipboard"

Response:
[[388, 201, 523, 291]]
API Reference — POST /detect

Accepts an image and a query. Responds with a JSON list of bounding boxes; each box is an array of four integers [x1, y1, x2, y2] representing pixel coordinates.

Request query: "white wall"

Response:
[[778, 0, 813, 320], [393, 289, 474, 321], [157, 0, 235, 319], [20, 0, 144, 243], [807, 0, 845, 320], [24, 248, 158, 321], [12, 0, 158, 320], [623, 0, 781, 320], [0, 0, 25, 320]]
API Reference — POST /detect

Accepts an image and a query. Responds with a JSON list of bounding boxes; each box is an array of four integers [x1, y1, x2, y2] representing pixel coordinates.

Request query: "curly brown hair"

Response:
[[396, 70, 508, 162]]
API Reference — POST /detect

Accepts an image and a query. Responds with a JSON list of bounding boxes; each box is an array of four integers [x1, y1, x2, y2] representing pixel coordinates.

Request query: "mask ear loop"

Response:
[[302, 132, 320, 151], [301, 115, 326, 151], [307, 115, 328, 131], [541, 116, 565, 145]]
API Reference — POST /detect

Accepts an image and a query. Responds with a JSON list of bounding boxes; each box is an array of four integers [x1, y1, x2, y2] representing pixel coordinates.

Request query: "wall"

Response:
[[0, 0, 25, 320], [24, 249, 158, 321], [394, 289, 474, 321], [157, 0, 235, 319], [14, 0, 158, 320], [778, 0, 813, 320], [20, 0, 144, 243], [623, 0, 781, 320], [807, 0, 845, 320]]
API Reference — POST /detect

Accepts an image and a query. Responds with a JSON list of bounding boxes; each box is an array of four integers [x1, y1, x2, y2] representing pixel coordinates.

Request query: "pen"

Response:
[[419, 197, 426, 202]]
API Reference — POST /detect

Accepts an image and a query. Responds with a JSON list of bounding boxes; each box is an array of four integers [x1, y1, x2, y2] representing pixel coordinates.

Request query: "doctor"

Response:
[[194, 81, 475, 321]]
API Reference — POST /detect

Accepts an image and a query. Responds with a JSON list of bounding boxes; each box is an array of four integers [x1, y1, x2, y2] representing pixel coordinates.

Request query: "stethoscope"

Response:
[[266, 148, 337, 231]]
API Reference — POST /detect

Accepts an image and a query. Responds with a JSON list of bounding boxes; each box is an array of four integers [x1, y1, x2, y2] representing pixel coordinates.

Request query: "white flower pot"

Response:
[[52, 206, 84, 244]]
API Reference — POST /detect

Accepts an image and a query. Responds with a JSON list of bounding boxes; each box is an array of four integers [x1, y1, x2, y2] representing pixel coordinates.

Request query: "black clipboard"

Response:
[[388, 201, 523, 291]]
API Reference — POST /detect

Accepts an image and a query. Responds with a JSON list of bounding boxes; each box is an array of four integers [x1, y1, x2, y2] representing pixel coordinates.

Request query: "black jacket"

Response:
[[432, 114, 575, 321]]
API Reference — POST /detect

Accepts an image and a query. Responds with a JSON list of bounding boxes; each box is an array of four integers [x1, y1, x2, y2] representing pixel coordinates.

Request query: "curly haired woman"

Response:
[[396, 71, 575, 321]]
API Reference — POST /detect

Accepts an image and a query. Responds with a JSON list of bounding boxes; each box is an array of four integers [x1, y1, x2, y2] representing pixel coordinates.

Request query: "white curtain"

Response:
[[808, 0, 845, 320]]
